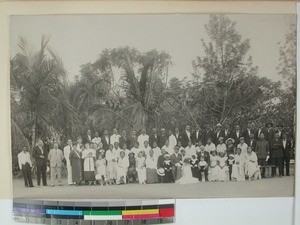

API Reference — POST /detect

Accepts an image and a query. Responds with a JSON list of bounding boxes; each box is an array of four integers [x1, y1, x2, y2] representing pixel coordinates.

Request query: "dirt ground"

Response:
[[13, 175, 294, 200]]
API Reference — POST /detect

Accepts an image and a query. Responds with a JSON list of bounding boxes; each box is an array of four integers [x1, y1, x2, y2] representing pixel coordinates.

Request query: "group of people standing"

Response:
[[17, 121, 293, 188]]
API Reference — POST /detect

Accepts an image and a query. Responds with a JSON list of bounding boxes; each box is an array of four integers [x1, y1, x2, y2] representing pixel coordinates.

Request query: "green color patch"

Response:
[[84, 210, 122, 216]]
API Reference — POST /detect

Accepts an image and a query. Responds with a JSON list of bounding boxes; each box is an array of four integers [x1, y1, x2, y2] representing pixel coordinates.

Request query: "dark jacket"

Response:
[[243, 129, 255, 145], [222, 129, 232, 141], [159, 134, 168, 148], [170, 153, 183, 165], [32, 145, 48, 166], [128, 135, 138, 149], [270, 138, 283, 158], [191, 129, 204, 145], [119, 135, 129, 149], [101, 135, 110, 151], [232, 130, 242, 145], [196, 151, 210, 165], [149, 134, 160, 148], [248, 139, 257, 152], [282, 138, 292, 158], [203, 129, 214, 145]]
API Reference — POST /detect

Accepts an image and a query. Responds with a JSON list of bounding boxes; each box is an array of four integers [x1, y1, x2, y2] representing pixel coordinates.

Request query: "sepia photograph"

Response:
[[10, 13, 296, 200]]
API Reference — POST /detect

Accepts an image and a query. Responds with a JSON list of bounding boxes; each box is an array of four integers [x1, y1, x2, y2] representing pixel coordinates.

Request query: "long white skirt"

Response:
[[218, 166, 229, 181], [137, 167, 146, 184], [117, 167, 128, 184], [232, 164, 245, 181], [245, 162, 260, 179], [208, 166, 220, 181], [176, 165, 199, 184]]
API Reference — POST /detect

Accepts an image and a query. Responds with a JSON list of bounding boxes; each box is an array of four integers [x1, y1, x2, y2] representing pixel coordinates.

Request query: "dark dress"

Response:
[[163, 160, 174, 183], [69, 150, 83, 183], [190, 159, 199, 178], [127, 157, 138, 183]]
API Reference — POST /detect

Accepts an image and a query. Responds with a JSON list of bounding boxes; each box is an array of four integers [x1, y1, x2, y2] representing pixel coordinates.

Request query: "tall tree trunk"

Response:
[[31, 124, 36, 152]]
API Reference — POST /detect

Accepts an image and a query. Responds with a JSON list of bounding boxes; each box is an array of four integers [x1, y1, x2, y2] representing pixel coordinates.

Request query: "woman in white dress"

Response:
[[105, 144, 118, 185], [244, 147, 261, 180], [117, 150, 129, 184], [217, 151, 229, 182], [216, 137, 227, 156], [237, 137, 248, 156], [162, 140, 174, 155], [231, 147, 246, 181], [185, 140, 196, 158], [136, 151, 146, 184], [176, 149, 199, 184], [208, 150, 219, 181]]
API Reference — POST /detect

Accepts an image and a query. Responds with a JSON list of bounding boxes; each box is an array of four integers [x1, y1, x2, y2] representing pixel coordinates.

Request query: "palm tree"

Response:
[[11, 36, 80, 152]]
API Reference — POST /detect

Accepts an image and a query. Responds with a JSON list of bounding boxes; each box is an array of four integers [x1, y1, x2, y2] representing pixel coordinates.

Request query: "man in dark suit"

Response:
[[170, 146, 183, 181], [128, 130, 138, 149], [203, 124, 214, 145], [213, 124, 223, 145], [32, 139, 48, 186], [174, 127, 182, 145], [243, 122, 255, 145], [83, 129, 93, 144], [282, 133, 292, 176], [255, 123, 265, 140], [232, 124, 242, 145], [248, 133, 257, 152], [180, 125, 192, 148], [119, 130, 129, 149], [222, 122, 232, 141], [191, 124, 204, 145], [159, 128, 168, 148], [270, 133, 284, 177], [101, 129, 110, 151], [276, 124, 285, 139], [149, 128, 160, 148], [264, 121, 275, 145]]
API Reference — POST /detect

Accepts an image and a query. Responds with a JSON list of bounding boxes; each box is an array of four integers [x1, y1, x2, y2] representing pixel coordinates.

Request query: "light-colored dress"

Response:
[[216, 143, 227, 155], [162, 145, 174, 155], [237, 143, 248, 156], [131, 147, 141, 158], [82, 148, 96, 181], [169, 134, 177, 150], [232, 154, 246, 181], [95, 158, 107, 179], [209, 155, 220, 181], [244, 152, 260, 179], [185, 145, 196, 157], [152, 147, 161, 159], [136, 156, 146, 184], [105, 149, 118, 180], [218, 156, 229, 181], [176, 156, 199, 184], [204, 143, 216, 154], [117, 157, 129, 184], [145, 156, 158, 184]]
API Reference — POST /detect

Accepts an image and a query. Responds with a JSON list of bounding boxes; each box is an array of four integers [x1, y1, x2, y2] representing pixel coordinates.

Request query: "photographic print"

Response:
[[10, 13, 296, 199]]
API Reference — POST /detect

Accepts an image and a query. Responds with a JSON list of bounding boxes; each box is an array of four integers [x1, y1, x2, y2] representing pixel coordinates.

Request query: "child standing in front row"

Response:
[[95, 154, 107, 185], [209, 150, 219, 182]]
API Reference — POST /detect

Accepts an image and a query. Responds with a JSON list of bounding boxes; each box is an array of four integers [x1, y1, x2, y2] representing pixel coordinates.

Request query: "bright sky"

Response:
[[10, 14, 295, 83]]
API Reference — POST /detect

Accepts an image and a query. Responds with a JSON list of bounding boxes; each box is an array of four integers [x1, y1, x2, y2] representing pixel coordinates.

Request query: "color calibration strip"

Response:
[[13, 199, 175, 224]]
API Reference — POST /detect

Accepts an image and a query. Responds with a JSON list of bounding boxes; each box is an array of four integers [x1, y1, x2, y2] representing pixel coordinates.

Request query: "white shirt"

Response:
[[169, 134, 177, 149], [204, 143, 216, 153], [137, 134, 149, 147], [145, 156, 157, 169], [152, 147, 161, 158], [283, 139, 287, 149], [162, 145, 174, 155], [238, 143, 248, 155], [110, 134, 121, 145], [63, 145, 72, 163], [236, 130, 240, 138], [131, 147, 141, 158], [216, 143, 227, 154], [18, 151, 32, 169], [141, 145, 152, 157], [185, 130, 191, 140], [92, 137, 102, 145]]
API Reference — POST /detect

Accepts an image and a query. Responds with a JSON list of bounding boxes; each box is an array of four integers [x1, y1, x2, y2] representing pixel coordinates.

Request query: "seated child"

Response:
[[198, 156, 208, 182]]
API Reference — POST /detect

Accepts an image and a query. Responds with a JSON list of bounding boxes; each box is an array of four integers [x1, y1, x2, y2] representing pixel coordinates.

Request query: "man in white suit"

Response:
[[63, 139, 74, 185], [48, 142, 64, 187]]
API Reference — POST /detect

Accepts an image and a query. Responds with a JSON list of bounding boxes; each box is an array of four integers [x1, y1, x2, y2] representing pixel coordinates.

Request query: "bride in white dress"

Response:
[[176, 149, 199, 184]]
